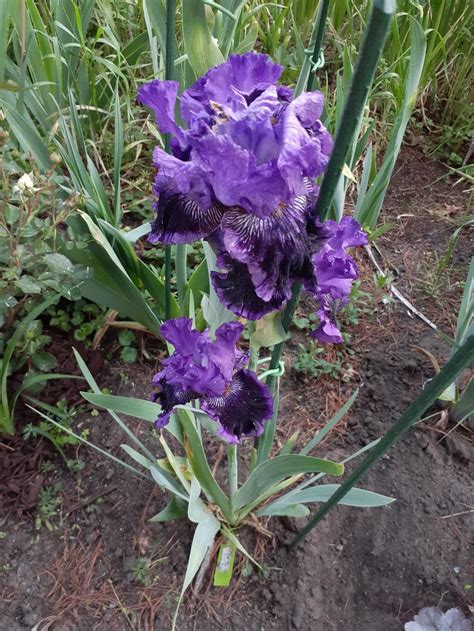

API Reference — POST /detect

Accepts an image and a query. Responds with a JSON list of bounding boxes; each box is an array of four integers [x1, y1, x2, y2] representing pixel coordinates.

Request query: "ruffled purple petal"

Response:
[[277, 92, 332, 195], [151, 378, 198, 428], [156, 318, 243, 399], [311, 307, 344, 344], [208, 321, 246, 384], [160, 316, 204, 350], [277, 85, 293, 102], [181, 53, 284, 124], [221, 87, 281, 164], [220, 193, 314, 301], [201, 369, 273, 443], [191, 133, 286, 218], [138, 80, 186, 147], [180, 76, 214, 127], [314, 216, 368, 250], [309, 217, 367, 344], [148, 186, 224, 245], [157, 318, 226, 398], [312, 245, 359, 300], [211, 260, 287, 320], [152, 146, 215, 212]]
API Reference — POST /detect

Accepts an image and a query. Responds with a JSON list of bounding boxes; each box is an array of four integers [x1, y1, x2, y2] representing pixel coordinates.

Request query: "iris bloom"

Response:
[[310, 217, 368, 342], [139, 52, 367, 340], [152, 318, 273, 443], [138, 53, 332, 319]]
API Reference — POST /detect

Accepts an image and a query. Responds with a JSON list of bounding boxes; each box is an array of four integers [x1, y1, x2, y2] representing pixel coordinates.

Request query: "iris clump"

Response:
[[152, 318, 273, 443], [139, 52, 366, 340]]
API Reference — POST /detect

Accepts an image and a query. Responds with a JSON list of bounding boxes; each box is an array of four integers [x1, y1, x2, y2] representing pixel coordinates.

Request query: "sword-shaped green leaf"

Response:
[[182, 0, 224, 77], [257, 485, 395, 516], [233, 454, 344, 511]]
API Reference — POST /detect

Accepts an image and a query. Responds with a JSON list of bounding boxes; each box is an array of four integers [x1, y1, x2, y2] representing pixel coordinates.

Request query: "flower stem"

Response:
[[164, 248, 172, 320], [227, 444, 238, 500], [253, 282, 301, 465], [266, 283, 301, 393], [164, 0, 176, 320], [176, 244, 188, 305], [247, 320, 258, 371]]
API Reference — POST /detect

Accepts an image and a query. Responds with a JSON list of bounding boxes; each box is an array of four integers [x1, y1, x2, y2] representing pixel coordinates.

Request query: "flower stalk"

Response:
[[176, 243, 187, 304], [164, 0, 176, 319], [227, 444, 238, 501], [254, 282, 301, 462]]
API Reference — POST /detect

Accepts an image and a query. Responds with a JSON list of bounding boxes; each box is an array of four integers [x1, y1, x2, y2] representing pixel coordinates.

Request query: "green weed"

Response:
[[35, 482, 63, 531]]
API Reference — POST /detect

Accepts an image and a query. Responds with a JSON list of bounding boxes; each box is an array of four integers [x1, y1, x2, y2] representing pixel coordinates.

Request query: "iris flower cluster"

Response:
[[140, 53, 367, 442]]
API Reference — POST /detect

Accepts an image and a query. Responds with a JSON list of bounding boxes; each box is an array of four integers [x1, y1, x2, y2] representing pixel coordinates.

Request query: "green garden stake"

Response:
[[213, 539, 236, 587], [315, 0, 396, 221]]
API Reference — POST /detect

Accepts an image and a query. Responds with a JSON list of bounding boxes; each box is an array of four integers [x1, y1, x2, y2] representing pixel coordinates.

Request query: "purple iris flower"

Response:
[[310, 217, 368, 343], [152, 318, 273, 443], [138, 53, 333, 320]]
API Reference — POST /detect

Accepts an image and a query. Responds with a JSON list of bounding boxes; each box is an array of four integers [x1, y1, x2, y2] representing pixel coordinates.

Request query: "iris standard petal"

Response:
[[181, 52, 284, 123], [191, 133, 286, 218], [155, 318, 244, 400], [277, 92, 332, 195]]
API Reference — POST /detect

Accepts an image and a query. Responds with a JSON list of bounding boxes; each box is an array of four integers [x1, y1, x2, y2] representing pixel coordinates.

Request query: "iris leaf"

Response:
[[178, 408, 233, 522], [182, 0, 224, 76], [257, 485, 395, 517], [233, 454, 344, 511], [172, 517, 220, 630], [149, 496, 188, 523], [81, 392, 184, 445]]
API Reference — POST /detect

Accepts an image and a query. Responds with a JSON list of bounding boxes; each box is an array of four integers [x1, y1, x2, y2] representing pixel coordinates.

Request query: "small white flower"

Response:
[[12, 172, 37, 197]]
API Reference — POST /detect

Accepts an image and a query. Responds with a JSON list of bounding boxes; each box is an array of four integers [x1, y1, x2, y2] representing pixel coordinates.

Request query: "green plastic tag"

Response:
[[213, 540, 236, 587]]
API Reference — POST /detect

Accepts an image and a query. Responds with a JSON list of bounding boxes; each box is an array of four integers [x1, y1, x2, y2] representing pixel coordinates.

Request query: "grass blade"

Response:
[[113, 83, 123, 226]]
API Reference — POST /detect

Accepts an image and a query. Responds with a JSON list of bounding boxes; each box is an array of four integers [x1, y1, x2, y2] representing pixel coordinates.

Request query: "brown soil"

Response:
[[1, 148, 473, 631]]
